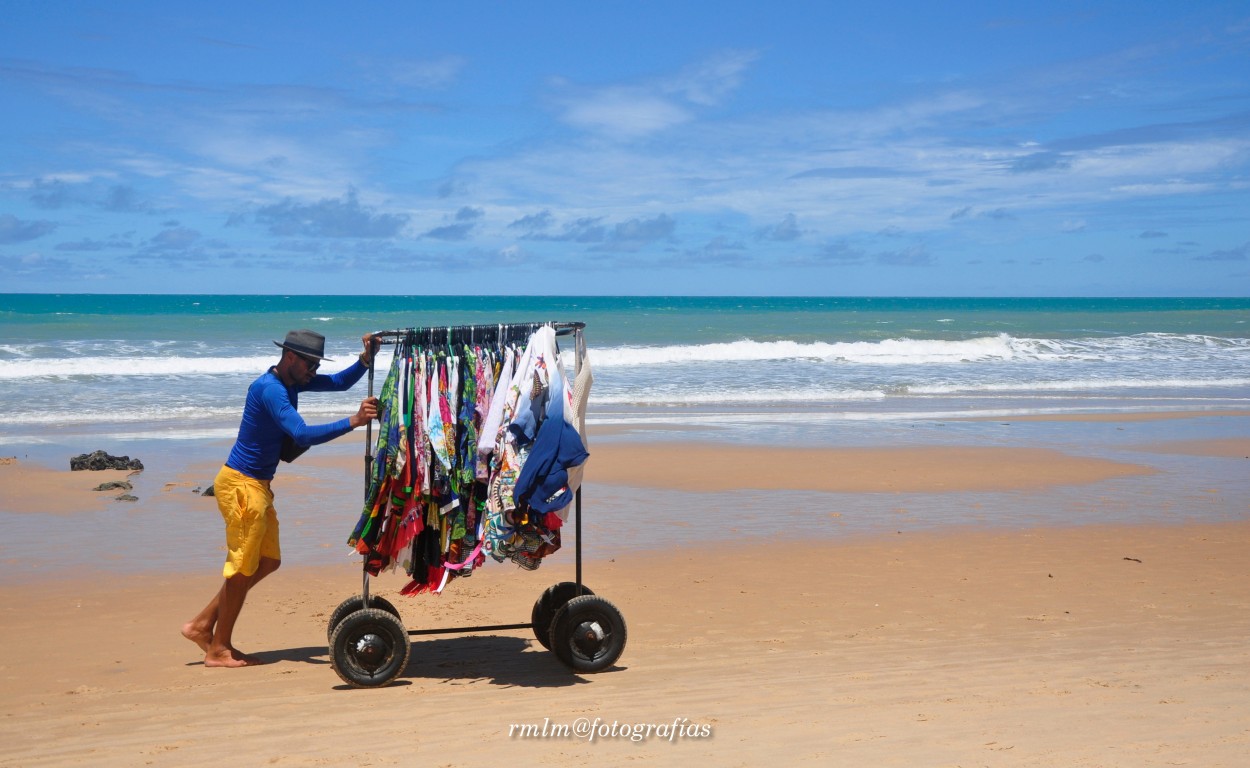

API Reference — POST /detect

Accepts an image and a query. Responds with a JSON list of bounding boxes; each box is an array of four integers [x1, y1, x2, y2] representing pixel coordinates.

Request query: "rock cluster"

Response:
[[70, 451, 144, 472], [93, 480, 133, 492]]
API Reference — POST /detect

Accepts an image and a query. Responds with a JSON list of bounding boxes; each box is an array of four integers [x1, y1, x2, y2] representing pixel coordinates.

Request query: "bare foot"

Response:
[[181, 621, 212, 653], [203, 647, 265, 668]]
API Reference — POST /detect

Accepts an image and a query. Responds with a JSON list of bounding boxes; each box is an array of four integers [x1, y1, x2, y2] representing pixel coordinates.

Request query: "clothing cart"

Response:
[[326, 321, 627, 688]]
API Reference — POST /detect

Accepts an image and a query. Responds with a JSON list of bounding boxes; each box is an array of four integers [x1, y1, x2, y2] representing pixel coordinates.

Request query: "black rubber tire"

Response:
[[326, 594, 400, 643], [548, 594, 627, 673], [328, 608, 411, 688], [530, 582, 595, 650]]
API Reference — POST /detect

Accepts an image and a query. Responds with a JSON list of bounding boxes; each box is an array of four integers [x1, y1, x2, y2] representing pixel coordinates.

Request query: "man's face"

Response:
[[293, 352, 320, 384]]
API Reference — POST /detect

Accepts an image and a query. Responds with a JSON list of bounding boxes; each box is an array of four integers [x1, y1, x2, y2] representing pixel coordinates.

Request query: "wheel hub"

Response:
[[354, 633, 388, 666], [573, 620, 606, 655]]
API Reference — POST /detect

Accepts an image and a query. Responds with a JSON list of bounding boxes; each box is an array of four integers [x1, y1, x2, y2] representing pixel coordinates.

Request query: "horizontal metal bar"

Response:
[[407, 622, 532, 637], [372, 321, 584, 341]]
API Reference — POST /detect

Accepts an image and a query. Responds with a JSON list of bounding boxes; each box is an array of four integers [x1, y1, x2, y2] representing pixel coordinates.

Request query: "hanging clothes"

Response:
[[346, 323, 590, 595]]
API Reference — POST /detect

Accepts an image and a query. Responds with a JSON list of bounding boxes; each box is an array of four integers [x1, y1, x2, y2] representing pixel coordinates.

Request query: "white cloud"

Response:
[[661, 49, 759, 106], [553, 49, 758, 139], [559, 87, 691, 138]]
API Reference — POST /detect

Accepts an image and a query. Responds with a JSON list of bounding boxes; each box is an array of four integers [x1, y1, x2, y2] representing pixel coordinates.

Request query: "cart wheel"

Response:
[[531, 582, 595, 650], [548, 595, 626, 673], [326, 594, 400, 643], [328, 608, 411, 688]]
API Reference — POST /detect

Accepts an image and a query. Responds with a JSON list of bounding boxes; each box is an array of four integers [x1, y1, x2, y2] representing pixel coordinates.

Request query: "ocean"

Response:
[[1, 295, 1247, 443], [2, 294, 1248, 580]]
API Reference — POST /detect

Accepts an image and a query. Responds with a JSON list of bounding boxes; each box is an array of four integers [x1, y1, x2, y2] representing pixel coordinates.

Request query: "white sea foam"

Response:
[[586, 378, 1250, 406], [0, 397, 361, 426], [0, 356, 278, 379], [590, 387, 889, 405], [2, 333, 1247, 430], [591, 336, 1020, 366], [588, 333, 1250, 367], [0, 404, 244, 426], [2, 333, 1244, 380], [0, 350, 399, 380], [908, 377, 1250, 395]]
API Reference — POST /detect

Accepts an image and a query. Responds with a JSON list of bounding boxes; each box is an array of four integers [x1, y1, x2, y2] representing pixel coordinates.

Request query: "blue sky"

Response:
[[1, 1, 1248, 296]]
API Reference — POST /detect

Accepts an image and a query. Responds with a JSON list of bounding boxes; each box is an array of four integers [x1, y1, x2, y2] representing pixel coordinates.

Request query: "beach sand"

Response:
[[1, 428, 1249, 766], [583, 443, 1158, 493], [0, 456, 137, 515]]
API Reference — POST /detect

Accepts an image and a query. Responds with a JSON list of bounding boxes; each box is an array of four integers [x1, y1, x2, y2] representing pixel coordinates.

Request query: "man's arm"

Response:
[[303, 334, 381, 393], [304, 358, 368, 393], [262, 385, 355, 447]]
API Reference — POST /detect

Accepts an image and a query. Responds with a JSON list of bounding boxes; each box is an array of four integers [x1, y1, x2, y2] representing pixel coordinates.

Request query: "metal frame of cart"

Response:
[[326, 321, 627, 688]]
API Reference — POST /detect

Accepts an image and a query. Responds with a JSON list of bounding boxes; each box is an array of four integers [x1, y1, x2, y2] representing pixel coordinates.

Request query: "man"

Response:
[[182, 329, 381, 667]]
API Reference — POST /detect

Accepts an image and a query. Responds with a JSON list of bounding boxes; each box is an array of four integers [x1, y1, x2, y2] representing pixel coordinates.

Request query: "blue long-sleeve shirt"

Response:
[[225, 359, 368, 480]]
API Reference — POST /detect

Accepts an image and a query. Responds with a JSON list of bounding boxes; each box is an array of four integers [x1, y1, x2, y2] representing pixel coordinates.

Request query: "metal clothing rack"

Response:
[[363, 321, 585, 486], [371, 320, 585, 347], [326, 321, 626, 688]]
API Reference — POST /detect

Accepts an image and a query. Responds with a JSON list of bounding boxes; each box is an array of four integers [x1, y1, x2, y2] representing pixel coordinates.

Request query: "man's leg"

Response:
[[183, 466, 279, 665], [182, 556, 280, 652], [205, 572, 251, 666], [204, 569, 262, 667]]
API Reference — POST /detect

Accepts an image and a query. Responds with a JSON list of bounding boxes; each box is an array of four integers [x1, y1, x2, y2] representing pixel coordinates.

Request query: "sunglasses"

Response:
[[296, 353, 321, 371]]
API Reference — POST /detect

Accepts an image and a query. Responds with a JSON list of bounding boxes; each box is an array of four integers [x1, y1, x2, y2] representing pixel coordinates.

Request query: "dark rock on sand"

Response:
[[93, 480, 133, 492], [70, 451, 144, 472]]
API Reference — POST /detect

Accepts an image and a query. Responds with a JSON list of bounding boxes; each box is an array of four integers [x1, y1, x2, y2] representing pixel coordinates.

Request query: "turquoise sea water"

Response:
[[1, 294, 1248, 580], [1, 295, 1247, 439], [4, 294, 1250, 343]]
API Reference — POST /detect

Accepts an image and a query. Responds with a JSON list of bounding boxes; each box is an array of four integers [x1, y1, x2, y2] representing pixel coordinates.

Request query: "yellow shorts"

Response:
[[214, 465, 281, 578]]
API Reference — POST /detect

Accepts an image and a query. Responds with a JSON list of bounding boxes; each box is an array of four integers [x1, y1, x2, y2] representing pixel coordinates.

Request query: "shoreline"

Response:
[[2, 408, 1247, 583], [0, 440, 1167, 510], [2, 409, 1246, 579], [958, 408, 1250, 423]]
